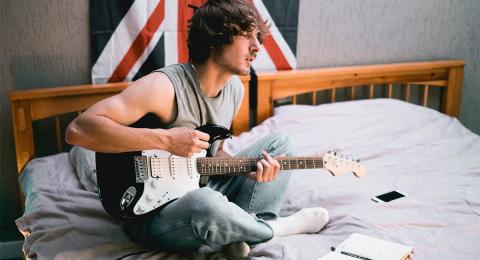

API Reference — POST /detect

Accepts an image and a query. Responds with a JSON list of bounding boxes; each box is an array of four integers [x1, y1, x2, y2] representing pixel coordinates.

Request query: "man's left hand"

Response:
[[250, 151, 280, 182]]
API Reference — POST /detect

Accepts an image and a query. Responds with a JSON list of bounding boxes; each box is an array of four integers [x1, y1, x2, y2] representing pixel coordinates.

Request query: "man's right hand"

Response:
[[162, 127, 210, 157]]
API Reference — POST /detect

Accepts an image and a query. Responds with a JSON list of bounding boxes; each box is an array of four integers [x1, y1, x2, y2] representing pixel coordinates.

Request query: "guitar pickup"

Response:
[[150, 156, 162, 178], [134, 156, 149, 183]]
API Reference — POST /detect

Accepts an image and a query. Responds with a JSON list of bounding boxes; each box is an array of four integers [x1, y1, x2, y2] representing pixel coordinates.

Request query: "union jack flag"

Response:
[[91, 0, 299, 84]]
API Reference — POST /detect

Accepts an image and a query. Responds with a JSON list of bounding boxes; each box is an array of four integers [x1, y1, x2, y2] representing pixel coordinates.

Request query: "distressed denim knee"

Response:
[[185, 188, 272, 248], [185, 187, 230, 221], [235, 132, 295, 158], [264, 132, 294, 156]]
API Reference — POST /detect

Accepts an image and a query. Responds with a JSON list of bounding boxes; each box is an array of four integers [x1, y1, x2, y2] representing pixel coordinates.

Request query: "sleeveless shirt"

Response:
[[132, 63, 243, 156]]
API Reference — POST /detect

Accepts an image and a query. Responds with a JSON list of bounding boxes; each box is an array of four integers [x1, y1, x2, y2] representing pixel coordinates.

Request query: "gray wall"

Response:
[[0, 0, 478, 243], [0, 0, 89, 241], [298, 0, 480, 133]]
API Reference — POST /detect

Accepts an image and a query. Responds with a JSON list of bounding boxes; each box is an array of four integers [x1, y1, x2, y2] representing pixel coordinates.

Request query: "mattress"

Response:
[[16, 99, 480, 259]]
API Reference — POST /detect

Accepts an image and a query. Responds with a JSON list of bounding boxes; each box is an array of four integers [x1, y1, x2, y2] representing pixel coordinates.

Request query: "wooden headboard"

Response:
[[9, 76, 250, 175], [9, 60, 464, 177], [256, 60, 464, 124]]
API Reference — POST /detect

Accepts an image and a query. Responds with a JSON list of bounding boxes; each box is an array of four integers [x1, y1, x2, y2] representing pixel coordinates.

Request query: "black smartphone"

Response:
[[371, 190, 407, 203]]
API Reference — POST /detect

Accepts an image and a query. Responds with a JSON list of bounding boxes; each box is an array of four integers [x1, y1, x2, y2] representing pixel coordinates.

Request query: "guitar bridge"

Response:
[[134, 156, 149, 183]]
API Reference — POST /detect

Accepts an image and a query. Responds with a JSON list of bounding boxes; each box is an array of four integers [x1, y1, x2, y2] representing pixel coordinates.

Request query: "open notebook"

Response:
[[319, 233, 413, 260]]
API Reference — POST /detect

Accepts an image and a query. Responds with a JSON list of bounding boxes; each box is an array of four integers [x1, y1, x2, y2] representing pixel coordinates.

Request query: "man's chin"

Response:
[[229, 65, 250, 76], [240, 67, 251, 76]]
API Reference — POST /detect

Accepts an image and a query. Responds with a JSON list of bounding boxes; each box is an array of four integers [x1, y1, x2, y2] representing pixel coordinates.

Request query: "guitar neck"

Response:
[[196, 157, 324, 176]]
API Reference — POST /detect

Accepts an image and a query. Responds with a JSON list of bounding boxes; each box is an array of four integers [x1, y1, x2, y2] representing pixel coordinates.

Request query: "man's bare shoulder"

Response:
[[130, 71, 174, 95], [114, 71, 176, 122], [120, 71, 175, 104]]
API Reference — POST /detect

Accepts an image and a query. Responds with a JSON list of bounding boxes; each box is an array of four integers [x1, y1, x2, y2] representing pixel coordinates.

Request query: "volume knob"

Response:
[[146, 194, 154, 201], [136, 205, 145, 214]]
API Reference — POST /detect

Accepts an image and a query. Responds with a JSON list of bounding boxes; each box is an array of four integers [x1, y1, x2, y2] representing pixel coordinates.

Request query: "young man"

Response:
[[66, 0, 328, 256]]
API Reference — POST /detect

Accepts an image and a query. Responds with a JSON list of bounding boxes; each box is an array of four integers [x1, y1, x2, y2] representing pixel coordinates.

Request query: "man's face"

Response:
[[212, 30, 261, 76]]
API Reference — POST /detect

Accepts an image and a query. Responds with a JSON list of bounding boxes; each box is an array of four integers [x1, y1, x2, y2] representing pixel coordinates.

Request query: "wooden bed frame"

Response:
[[256, 60, 464, 124], [9, 60, 464, 177], [9, 77, 250, 175]]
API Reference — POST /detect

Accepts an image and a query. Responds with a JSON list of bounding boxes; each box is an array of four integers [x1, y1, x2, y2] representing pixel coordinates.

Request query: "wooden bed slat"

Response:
[[423, 85, 430, 107], [331, 89, 336, 102], [405, 83, 411, 102], [369, 84, 375, 99]]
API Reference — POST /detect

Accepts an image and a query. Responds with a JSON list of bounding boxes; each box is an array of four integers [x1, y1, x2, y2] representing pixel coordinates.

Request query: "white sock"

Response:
[[266, 207, 329, 237]]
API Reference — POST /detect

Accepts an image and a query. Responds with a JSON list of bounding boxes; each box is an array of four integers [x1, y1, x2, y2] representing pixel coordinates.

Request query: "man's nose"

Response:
[[251, 37, 260, 52]]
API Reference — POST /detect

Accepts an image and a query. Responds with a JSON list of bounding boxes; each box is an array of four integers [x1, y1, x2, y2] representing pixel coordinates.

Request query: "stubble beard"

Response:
[[219, 59, 250, 76], [213, 52, 250, 76]]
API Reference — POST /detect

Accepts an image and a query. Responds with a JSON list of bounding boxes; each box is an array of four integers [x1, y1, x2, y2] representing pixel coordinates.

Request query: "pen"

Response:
[[330, 246, 373, 260]]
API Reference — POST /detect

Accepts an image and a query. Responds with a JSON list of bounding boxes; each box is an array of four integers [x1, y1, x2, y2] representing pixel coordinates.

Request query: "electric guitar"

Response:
[[96, 125, 366, 220]]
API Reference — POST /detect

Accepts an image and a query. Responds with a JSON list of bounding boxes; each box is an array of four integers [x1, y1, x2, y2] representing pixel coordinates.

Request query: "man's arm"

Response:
[[65, 72, 210, 156], [215, 140, 231, 158]]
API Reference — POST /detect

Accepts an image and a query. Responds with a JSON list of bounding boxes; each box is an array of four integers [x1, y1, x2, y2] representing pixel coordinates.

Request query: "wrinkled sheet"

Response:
[[17, 99, 480, 259]]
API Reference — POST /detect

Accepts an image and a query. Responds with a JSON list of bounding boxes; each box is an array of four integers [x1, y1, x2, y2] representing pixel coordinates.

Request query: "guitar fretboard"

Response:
[[196, 157, 324, 176]]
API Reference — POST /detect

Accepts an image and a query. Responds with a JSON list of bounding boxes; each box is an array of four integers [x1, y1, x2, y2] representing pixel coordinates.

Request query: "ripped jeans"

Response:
[[125, 132, 294, 252]]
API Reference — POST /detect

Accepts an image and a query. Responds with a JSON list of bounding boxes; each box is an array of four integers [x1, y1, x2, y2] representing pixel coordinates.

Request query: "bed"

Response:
[[10, 60, 480, 259]]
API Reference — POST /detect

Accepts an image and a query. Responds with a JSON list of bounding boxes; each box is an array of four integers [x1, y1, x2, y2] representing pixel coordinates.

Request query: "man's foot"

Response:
[[266, 207, 329, 237], [222, 241, 250, 258]]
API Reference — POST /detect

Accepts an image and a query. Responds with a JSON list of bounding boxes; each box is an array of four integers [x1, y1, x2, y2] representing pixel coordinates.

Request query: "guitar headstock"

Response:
[[322, 151, 366, 177]]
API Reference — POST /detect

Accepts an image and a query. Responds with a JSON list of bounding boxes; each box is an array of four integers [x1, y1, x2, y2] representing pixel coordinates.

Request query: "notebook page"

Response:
[[318, 252, 355, 260], [335, 233, 413, 260]]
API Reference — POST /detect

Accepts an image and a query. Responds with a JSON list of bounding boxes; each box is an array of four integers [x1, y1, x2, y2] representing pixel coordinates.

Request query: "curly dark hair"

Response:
[[188, 0, 268, 64]]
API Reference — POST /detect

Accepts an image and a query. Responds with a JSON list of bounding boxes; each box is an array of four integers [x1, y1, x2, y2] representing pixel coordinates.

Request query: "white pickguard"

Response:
[[133, 150, 206, 215]]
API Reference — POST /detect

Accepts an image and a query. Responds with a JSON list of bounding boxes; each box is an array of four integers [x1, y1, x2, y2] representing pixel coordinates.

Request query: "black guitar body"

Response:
[[96, 151, 144, 219], [95, 119, 231, 220]]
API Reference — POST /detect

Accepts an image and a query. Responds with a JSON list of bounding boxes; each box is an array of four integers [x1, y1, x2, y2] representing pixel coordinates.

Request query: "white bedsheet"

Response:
[[17, 99, 480, 259]]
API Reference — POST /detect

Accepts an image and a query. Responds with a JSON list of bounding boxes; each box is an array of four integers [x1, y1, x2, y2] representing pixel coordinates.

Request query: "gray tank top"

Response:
[[154, 63, 244, 155]]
